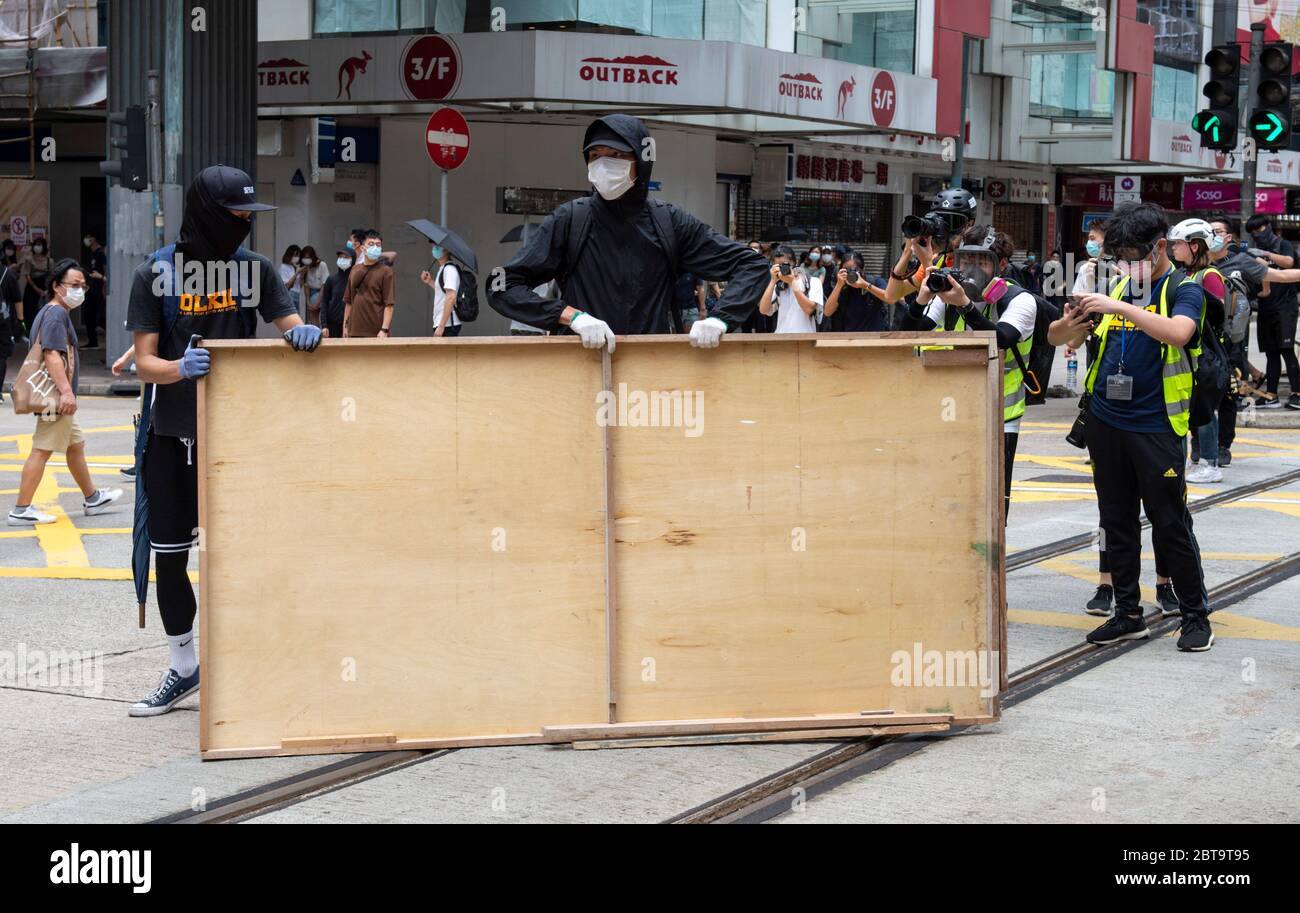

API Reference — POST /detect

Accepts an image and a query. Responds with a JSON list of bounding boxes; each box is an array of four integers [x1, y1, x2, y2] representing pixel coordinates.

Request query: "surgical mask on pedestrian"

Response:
[[33, 243, 45, 255], [62, 286, 85, 309], [810, 252, 821, 263], [365, 245, 381, 261], [1116, 256, 1154, 282], [1209, 233, 1226, 253], [291, 256, 300, 265], [588, 156, 635, 201], [337, 257, 353, 270], [432, 246, 444, 260], [346, 240, 355, 250], [1085, 240, 1102, 258], [83, 236, 93, 247]]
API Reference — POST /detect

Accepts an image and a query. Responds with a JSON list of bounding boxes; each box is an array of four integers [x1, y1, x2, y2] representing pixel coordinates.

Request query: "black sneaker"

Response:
[[1155, 582, 1181, 618], [1177, 613, 1214, 652], [1190, 445, 1200, 464], [1258, 395, 1283, 409], [1219, 447, 1232, 467], [1085, 584, 1114, 617], [1288, 394, 1300, 410], [128, 668, 200, 717], [1086, 612, 1149, 645], [120, 465, 137, 480]]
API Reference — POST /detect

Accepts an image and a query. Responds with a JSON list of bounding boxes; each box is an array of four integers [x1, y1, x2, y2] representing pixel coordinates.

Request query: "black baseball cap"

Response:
[[200, 164, 276, 212], [581, 121, 634, 155]]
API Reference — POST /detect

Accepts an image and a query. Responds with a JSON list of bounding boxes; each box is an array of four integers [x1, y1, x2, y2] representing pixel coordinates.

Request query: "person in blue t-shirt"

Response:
[[1048, 202, 1212, 653]]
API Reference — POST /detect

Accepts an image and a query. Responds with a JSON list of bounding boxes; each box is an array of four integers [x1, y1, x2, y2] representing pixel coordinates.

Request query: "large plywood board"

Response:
[[199, 334, 1003, 758], [200, 339, 610, 756]]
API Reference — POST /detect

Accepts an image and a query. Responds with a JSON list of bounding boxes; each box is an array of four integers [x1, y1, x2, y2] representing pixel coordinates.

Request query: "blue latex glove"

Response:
[[177, 336, 210, 380], [283, 324, 323, 352]]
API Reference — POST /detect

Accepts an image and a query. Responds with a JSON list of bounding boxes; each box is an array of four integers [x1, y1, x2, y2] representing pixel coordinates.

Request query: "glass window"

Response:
[[1009, 0, 1098, 41], [315, 0, 398, 33], [1152, 63, 1196, 125], [1029, 51, 1114, 120], [796, 1, 916, 73], [1137, 0, 1203, 69]]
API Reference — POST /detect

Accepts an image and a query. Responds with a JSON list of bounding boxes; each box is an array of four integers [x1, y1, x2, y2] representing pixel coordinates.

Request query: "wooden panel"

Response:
[[199, 334, 1002, 758], [611, 339, 999, 724], [200, 340, 609, 755]]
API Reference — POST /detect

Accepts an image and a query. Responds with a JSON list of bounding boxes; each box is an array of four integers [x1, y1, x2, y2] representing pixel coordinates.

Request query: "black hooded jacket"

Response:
[[488, 114, 768, 334]]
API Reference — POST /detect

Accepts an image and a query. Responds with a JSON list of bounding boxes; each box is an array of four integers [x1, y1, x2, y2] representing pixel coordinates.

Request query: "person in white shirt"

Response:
[[277, 245, 302, 314], [419, 243, 463, 337], [758, 244, 823, 334]]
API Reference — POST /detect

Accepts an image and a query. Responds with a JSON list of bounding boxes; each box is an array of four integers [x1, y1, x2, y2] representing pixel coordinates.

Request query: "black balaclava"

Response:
[[580, 114, 652, 215], [176, 168, 254, 263]]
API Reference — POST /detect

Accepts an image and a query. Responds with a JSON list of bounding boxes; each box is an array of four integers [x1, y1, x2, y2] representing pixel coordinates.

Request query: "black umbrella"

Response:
[[406, 219, 478, 272], [760, 226, 808, 242], [131, 386, 155, 628], [500, 224, 526, 243]]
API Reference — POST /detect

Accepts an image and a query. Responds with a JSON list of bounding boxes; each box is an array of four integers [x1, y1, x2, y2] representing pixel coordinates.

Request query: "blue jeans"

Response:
[[1196, 417, 1219, 465]]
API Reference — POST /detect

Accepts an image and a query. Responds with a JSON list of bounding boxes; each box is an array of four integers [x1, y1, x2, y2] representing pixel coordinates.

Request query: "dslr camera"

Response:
[[902, 213, 949, 240], [926, 266, 964, 293]]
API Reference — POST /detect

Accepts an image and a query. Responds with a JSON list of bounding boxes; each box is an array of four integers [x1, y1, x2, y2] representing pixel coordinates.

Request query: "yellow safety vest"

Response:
[[922, 284, 1035, 424], [1083, 272, 1201, 437]]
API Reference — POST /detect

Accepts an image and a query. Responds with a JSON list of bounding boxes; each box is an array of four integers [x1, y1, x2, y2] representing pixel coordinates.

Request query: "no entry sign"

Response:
[[426, 107, 470, 171]]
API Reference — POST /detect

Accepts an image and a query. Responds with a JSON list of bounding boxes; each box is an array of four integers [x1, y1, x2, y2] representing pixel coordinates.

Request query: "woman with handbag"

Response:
[[7, 259, 122, 526]]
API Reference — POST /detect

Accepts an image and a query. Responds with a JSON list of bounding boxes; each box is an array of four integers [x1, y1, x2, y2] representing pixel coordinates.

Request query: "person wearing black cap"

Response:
[[488, 114, 769, 350], [124, 164, 323, 717]]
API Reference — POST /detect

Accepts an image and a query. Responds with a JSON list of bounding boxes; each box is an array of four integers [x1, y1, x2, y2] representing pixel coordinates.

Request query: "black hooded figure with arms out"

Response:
[[489, 114, 769, 350]]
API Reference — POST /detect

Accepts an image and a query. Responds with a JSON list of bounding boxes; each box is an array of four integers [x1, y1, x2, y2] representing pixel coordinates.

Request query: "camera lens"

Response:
[[902, 215, 926, 238]]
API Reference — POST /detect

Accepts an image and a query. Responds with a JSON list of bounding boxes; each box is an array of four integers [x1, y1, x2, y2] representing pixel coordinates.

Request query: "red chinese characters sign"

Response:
[[795, 153, 872, 187]]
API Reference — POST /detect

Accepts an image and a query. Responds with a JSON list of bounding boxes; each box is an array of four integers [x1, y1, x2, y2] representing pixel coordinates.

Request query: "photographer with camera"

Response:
[[825, 252, 890, 332], [759, 245, 822, 334], [908, 224, 1038, 519], [882, 188, 979, 308], [1050, 202, 1212, 653]]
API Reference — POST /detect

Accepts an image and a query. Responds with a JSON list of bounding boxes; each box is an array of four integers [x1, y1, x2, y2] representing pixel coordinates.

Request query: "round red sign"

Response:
[[870, 70, 896, 128], [402, 35, 460, 101], [425, 107, 471, 171]]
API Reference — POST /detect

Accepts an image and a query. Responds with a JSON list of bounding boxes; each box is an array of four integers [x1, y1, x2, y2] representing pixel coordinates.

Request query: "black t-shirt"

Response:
[[126, 249, 295, 438], [88, 248, 107, 300], [835, 276, 889, 332], [0, 265, 19, 314], [1255, 237, 1297, 313], [322, 269, 348, 324]]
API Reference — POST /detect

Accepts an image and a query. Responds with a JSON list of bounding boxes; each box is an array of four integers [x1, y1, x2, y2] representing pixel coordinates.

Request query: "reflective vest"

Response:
[[1084, 271, 1200, 437], [923, 290, 1034, 424]]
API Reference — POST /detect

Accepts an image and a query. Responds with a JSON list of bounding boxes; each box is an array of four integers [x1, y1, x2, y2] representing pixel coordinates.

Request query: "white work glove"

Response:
[[570, 311, 616, 353], [689, 316, 727, 348]]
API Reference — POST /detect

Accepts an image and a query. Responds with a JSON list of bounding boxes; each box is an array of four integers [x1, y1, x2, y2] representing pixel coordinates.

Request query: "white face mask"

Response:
[[365, 245, 382, 261], [291, 256, 300, 265], [337, 257, 353, 270], [63, 286, 85, 309], [301, 258, 312, 266], [588, 156, 635, 201]]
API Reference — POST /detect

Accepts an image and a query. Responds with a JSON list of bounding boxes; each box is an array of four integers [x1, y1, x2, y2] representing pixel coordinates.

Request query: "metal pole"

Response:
[[1242, 23, 1265, 224], [147, 70, 165, 250], [950, 36, 971, 187], [440, 169, 448, 227]]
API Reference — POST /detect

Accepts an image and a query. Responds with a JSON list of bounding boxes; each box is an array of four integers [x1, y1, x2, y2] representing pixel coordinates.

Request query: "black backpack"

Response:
[[1184, 269, 1231, 427], [437, 262, 479, 323], [564, 196, 680, 289]]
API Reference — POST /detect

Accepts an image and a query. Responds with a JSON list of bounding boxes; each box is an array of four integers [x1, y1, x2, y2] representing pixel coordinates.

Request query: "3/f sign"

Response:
[[402, 34, 461, 101]]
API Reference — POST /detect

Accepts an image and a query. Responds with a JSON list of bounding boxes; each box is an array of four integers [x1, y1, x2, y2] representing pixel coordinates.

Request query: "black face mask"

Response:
[[176, 176, 252, 263], [1252, 229, 1276, 247]]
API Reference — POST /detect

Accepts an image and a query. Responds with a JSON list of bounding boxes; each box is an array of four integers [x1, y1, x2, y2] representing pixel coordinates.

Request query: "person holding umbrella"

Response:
[[125, 165, 322, 717], [420, 242, 462, 337], [489, 114, 768, 349]]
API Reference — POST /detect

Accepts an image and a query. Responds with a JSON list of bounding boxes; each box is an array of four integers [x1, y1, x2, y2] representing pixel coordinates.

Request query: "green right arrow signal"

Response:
[[1253, 112, 1286, 142]]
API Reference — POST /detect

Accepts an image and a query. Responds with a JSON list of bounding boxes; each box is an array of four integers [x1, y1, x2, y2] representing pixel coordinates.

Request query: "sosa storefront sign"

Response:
[[1182, 182, 1285, 214]]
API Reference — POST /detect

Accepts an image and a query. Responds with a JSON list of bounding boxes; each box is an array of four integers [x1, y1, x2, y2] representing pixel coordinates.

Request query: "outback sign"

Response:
[[579, 55, 679, 85]]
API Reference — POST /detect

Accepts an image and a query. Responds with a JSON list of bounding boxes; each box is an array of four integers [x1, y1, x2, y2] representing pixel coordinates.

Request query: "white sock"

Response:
[[167, 630, 198, 678]]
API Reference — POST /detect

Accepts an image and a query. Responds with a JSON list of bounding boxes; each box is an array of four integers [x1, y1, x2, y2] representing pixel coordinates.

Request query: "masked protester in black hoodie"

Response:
[[124, 164, 322, 718], [489, 114, 769, 351]]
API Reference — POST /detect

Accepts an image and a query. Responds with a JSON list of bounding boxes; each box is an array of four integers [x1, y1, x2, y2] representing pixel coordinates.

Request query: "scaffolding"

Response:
[[0, 1, 96, 177]]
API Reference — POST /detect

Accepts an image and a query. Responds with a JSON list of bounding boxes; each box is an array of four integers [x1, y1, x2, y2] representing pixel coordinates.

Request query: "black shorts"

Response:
[[143, 431, 198, 554], [1257, 307, 1298, 354]]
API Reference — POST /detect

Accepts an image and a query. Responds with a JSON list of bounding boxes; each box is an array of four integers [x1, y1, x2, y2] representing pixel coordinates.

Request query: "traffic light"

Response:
[[100, 106, 148, 191], [1248, 41, 1293, 152], [1194, 43, 1240, 151]]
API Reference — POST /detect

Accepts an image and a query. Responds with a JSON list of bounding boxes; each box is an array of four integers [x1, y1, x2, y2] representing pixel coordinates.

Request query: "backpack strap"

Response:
[[646, 199, 680, 280], [564, 198, 594, 286]]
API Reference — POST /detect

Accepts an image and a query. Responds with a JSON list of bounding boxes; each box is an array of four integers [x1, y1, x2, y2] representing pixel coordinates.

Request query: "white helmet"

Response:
[[1169, 218, 1214, 245]]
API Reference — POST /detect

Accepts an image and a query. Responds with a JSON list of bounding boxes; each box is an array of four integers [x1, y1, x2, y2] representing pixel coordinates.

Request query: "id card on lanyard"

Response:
[[1106, 323, 1134, 401]]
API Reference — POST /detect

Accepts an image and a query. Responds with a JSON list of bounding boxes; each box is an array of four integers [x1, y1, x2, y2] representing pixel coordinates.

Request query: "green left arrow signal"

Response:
[[1194, 112, 1221, 142]]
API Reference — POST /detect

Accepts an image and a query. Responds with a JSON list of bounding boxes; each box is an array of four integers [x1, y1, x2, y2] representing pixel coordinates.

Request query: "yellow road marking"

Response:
[[0, 567, 198, 582], [1010, 607, 1300, 642]]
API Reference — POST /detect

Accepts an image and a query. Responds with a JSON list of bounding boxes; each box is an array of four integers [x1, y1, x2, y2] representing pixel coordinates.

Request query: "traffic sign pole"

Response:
[[440, 169, 448, 229], [1243, 23, 1264, 224]]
